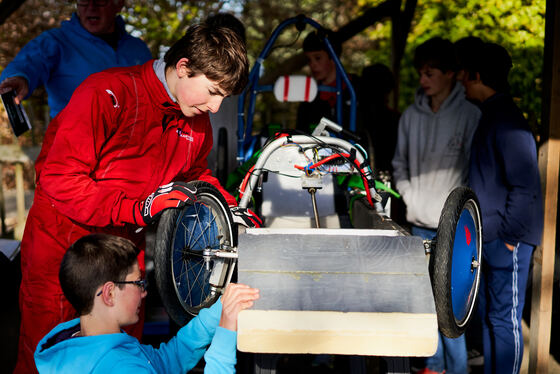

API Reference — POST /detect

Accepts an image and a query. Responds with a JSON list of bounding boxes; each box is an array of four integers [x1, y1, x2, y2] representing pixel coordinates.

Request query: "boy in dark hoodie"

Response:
[[34, 233, 259, 373], [461, 42, 543, 374]]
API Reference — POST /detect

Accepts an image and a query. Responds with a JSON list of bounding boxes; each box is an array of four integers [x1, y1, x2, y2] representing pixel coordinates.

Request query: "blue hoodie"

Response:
[[34, 301, 237, 373], [469, 93, 543, 246], [0, 13, 152, 118]]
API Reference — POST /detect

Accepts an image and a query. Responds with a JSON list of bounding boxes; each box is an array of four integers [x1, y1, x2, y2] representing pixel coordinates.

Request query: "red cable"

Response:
[[238, 165, 255, 200], [294, 153, 350, 170], [295, 153, 375, 208]]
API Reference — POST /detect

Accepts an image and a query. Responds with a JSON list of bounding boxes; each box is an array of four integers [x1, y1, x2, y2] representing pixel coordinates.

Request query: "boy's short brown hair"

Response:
[[164, 22, 249, 95], [461, 42, 512, 93], [302, 30, 342, 58], [59, 234, 140, 315], [413, 37, 458, 73]]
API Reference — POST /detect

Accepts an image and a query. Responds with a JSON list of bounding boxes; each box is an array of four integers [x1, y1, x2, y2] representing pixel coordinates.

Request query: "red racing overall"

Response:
[[15, 60, 235, 373]]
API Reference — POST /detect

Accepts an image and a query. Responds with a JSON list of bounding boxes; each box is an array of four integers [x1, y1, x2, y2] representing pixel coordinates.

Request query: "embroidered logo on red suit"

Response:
[[105, 89, 119, 108], [176, 128, 194, 142]]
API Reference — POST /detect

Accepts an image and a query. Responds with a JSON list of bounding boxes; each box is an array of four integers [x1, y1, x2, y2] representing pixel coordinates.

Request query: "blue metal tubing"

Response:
[[322, 38, 357, 132], [237, 15, 357, 163]]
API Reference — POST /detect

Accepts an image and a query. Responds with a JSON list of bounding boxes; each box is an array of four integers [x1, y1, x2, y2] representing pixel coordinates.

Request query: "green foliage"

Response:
[[121, 1, 233, 58], [238, 0, 545, 136], [0, 0, 546, 140], [362, 0, 545, 134]]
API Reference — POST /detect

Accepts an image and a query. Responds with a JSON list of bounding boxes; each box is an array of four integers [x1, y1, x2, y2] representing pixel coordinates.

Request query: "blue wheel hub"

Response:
[[451, 208, 479, 323]]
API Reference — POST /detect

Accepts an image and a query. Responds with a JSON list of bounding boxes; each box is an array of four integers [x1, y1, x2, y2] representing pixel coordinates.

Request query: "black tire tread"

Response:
[[431, 186, 481, 338], [154, 180, 235, 326]]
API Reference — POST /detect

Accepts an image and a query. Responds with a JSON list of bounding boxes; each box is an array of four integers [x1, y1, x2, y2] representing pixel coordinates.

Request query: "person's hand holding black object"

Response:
[[134, 182, 197, 225], [0, 76, 29, 104], [230, 207, 262, 228]]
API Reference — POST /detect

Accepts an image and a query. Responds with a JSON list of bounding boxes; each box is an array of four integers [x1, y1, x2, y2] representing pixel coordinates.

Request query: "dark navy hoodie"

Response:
[[469, 93, 543, 246]]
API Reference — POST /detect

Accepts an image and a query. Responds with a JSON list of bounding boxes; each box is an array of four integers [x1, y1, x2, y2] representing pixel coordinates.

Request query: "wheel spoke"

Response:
[[179, 254, 191, 306], [185, 207, 199, 249], [184, 258, 208, 305], [191, 205, 215, 249], [176, 206, 218, 306], [164, 187, 232, 318], [183, 259, 200, 306]]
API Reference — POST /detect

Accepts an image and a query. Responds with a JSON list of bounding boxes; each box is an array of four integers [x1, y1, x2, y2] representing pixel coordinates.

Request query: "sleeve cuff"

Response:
[[116, 198, 145, 226], [204, 327, 237, 364]]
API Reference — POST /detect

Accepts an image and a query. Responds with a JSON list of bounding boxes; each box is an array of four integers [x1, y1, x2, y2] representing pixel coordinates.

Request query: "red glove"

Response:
[[134, 182, 197, 225], [230, 207, 262, 228]]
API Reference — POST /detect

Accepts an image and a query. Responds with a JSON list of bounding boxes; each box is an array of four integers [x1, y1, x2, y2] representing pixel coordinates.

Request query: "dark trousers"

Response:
[[479, 238, 534, 374]]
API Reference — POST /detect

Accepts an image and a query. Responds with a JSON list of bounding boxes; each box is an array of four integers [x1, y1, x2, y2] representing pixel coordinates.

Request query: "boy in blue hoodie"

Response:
[[34, 233, 259, 373]]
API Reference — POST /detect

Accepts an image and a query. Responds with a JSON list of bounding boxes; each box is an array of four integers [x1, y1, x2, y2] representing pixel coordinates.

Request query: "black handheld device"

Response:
[[1, 90, 31, 137]]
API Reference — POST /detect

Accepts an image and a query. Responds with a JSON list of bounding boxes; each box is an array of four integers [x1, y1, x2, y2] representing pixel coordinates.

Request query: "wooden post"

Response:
[[0, 164, 6, 236], [0, 145, 40, 239], [528, 0, 560, 372], [14, 162, 25, 240]]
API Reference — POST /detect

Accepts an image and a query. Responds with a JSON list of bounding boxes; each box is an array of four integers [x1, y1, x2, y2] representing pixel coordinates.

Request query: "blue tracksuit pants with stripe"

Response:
[[479, 238, 534, 374]]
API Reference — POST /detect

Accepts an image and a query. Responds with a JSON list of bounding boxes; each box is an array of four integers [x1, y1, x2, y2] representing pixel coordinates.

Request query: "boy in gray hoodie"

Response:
[[392, 37, 480, 374]]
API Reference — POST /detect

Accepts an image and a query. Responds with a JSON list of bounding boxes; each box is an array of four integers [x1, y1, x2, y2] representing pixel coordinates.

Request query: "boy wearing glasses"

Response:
[[0, 0, 151, 120], [34, 234, 260, 373]]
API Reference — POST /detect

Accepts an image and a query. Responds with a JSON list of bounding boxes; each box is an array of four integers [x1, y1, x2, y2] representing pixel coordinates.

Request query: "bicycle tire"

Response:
[[154, 181, 236, 326], [430, 187, 482, 338]]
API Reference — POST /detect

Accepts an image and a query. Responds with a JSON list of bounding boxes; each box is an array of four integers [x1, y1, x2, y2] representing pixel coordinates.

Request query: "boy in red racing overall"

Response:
[[15, 22, 260, 373]]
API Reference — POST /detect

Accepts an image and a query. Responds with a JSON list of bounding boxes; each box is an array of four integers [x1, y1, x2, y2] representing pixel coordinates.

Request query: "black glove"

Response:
[[134, 182, 196, 225], [230, 206, 262, 228]]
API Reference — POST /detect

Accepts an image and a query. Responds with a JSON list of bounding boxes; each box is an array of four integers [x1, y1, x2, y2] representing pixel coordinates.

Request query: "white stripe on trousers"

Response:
[[511, 243, 521, 374]]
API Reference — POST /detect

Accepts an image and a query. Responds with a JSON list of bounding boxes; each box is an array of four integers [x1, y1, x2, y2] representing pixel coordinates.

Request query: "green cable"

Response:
[[336, 174, 401, 199]]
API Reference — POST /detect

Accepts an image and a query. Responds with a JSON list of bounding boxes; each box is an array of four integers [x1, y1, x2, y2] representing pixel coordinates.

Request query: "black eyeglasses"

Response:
[[114, 279, 148, 291], [77, 0, 110, 6], [96, 279, 148, 296]]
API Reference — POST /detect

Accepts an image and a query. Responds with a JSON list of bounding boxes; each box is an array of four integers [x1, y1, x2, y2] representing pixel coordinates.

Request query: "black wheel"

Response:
[[431, 187, 482, 338], [216, 127, 228, 185], [154, 181, 236, 326]]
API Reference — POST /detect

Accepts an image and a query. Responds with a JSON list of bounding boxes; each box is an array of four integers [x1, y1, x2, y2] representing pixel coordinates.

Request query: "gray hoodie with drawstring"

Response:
[[392, 83, 481, 229]]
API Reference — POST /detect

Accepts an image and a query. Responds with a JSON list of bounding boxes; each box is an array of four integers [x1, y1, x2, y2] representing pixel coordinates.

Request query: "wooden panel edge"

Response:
[[237, 310, 438, 356]]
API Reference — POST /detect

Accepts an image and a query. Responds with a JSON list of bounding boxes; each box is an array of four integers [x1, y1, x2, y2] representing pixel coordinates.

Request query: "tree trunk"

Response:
[[0, 0, 27, 25], [391, 0, 417, 109]]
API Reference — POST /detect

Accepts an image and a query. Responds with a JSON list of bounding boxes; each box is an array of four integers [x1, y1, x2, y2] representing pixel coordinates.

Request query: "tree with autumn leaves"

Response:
[[0, 0, 545, 143]]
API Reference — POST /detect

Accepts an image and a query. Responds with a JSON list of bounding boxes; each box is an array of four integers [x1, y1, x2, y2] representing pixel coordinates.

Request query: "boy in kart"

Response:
[[34, 234, 259, 373], [296, 30, 359, 133], [16, 22, 259, 373]]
